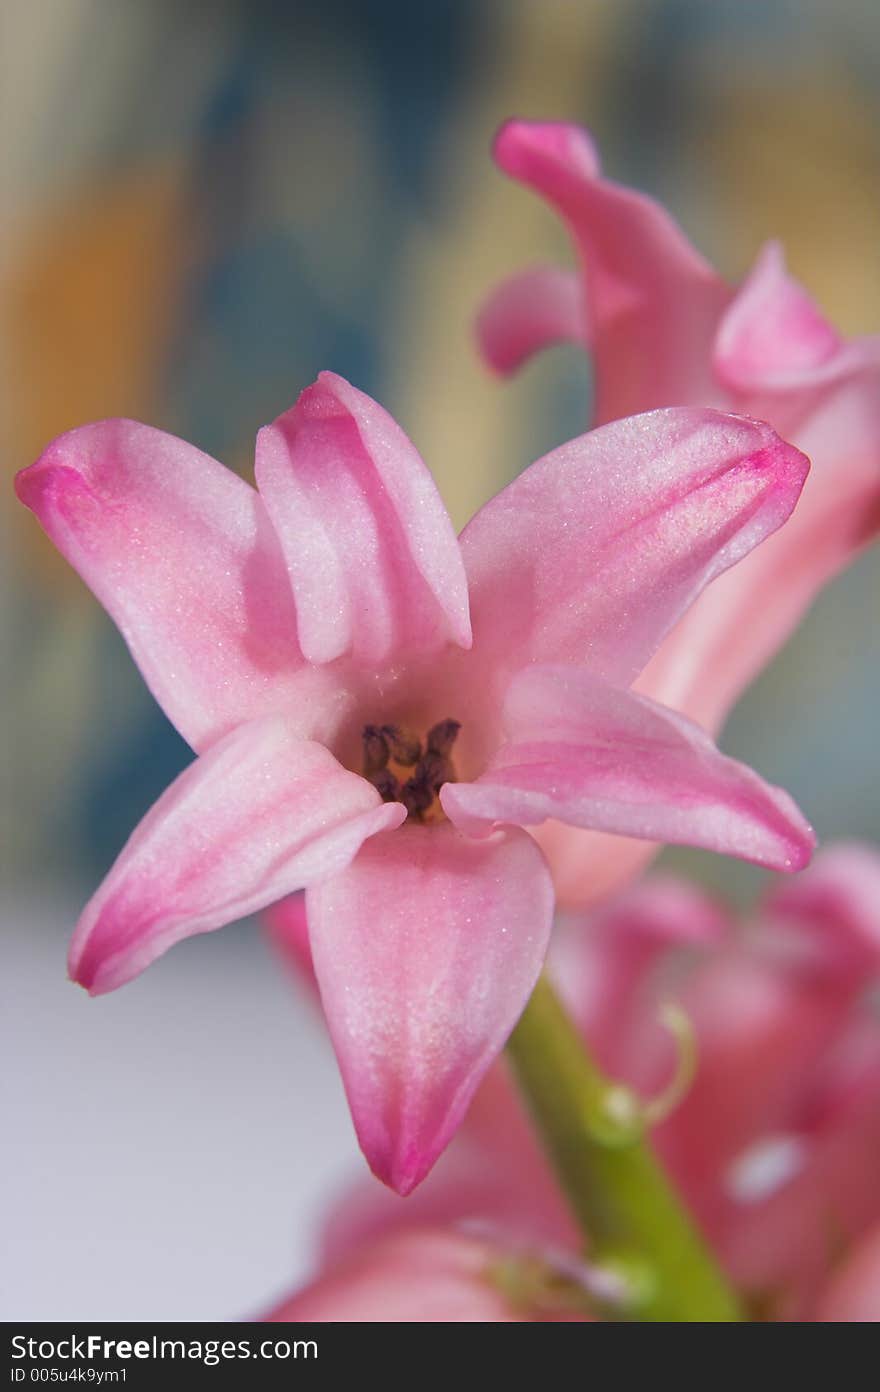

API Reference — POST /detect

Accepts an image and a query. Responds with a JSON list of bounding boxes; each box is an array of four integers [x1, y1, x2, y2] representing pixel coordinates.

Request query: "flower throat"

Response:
[[362, 719, 461, 823]]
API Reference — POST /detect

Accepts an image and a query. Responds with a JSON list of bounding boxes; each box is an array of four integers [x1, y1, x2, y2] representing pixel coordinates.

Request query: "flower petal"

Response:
[[714, 241, 843, 393], [475, 265, 585, 375], [69, 717, 405, 995], [460, 408, 809, 685], [255, 372, 471, 667], [490, 119, 730, 418], [306, 822, 554, 1194], [635, 332, 880, 732], [15, 420, 305, 752], [441, 665, 814, 872]]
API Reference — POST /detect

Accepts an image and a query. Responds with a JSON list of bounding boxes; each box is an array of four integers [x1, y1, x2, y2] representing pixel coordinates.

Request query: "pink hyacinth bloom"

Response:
[[309, 845, 880, 1319], [479, 119, 880, 907], [16, 373, 814, 1193], [569, 847, 880, 1315], [264, 1227, 590, 1323]]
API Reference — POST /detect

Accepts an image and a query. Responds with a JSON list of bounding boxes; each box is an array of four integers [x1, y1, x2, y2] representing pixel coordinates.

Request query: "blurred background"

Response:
[[3, 0, 878, 1319]]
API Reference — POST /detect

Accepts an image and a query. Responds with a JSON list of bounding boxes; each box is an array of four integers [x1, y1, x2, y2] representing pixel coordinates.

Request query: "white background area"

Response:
[[2, 898, 359, 1321]]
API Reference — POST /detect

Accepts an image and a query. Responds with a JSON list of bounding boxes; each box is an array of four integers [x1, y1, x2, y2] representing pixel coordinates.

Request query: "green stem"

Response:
[[506, 975, 743, 1322]]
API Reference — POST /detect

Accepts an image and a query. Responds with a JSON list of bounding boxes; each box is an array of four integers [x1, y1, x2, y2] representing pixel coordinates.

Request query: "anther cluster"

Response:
[[362, 720, 461, 821]]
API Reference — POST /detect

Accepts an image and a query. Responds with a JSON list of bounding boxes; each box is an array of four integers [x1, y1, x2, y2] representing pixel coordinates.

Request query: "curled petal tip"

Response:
[[475, 265, 586, 377], [381, 1147, 430, 1199], [492, 119, 600, 180], [14, 458, 45, 508], [714, 240, 845, 392], [788, 821, 818, 872]]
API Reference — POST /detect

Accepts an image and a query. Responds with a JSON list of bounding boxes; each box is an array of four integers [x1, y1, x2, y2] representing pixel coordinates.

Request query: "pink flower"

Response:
[[16, 372, 814, 1193], [815, 1223, 880, 1322], [264, 1227, 592, 1323], [479, 120, 880, 907], [563, 846, 880, 1316], [314, 845, 880, 1317]]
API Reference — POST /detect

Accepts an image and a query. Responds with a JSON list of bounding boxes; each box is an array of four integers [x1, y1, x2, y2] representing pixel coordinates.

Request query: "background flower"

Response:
[[478, 117, 880, 907]]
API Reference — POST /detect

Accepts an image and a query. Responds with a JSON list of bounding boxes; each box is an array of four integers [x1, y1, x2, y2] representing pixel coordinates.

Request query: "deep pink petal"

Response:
[[255, 371, 471, 667], [461, 408, 809, 685], [442, 665, 814, 872], [491, 119, 730, 418], [69, 718, 405, 995], [15, 420, 306, 752], [714, 241, 843, 393], [475, 265, 585, 375], [306, 822, 554, 1194]]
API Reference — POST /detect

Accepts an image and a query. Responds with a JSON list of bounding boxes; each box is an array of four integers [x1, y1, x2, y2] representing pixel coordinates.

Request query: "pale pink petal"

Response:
[[475, 265, 585, 375], [714, 241, 843, 393], [441, 665, 814, 872], [255, 371, 471, 667], [815, 1224, 880, 1322], [264, 1228, 539, 1323], [15, 420, 306, 752], [305, 823, 554, 1195], [460, 408, 809, 685], [491, 119, 730, 419], [69, 717, 406, 995], [635, 334, 880, 732]]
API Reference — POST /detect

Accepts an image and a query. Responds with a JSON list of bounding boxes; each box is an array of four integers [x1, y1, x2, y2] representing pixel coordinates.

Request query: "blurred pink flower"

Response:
[[479, 120, 880, 907], [313, 845, 880, 1319], [815, 1223, 880, 1322], [265, 1227, 592, 1323], [17, 373, 813, 1193]]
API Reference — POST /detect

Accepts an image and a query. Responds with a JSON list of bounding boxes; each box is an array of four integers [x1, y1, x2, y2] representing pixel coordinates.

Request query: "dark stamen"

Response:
[[362, 725, 390, 775], [372, 768, 402, 803], [361, 717, 461, 820], [380, 724, 422, 766], [401, 769, 435, 819], [427, 719, 461, 757], [418, 749, 454, 793]]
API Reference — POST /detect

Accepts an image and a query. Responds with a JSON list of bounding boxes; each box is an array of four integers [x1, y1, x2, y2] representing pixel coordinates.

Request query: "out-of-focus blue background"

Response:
[[3, 0, 878, 1319]]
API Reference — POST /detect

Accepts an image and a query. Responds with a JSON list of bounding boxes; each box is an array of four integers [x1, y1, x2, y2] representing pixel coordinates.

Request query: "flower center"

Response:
[[361, 719, 461, 823]]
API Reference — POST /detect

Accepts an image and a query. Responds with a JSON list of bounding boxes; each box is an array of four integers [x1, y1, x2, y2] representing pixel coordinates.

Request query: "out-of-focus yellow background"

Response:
[[2, 0, 878, 1320]]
